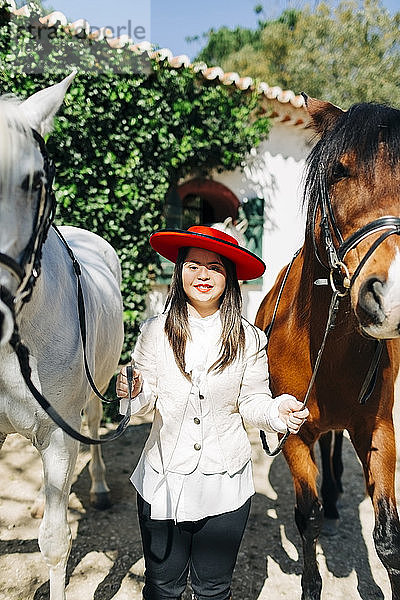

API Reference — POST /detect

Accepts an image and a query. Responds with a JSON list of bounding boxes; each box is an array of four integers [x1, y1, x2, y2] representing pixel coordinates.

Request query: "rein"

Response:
[[1, 129, 132, 445], [10, 326, 134, 445], [261, 161, 400, 457], [260, 261, 342, 457]]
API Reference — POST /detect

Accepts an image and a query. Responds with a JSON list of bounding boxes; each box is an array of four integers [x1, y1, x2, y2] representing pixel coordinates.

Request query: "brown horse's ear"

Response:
[[301, 92, 345, 134]]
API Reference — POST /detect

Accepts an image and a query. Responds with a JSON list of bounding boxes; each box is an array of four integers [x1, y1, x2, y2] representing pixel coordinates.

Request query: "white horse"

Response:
[[0, 74, 124, 599]]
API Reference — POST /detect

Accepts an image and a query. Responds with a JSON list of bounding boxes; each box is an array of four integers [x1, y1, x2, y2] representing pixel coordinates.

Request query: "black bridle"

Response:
[[1, 129, 131, 445], [261, 162, 400, 457]]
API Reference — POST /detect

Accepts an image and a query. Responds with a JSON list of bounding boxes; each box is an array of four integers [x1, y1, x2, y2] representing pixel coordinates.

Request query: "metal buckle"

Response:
[[329, 261, 351, 297]]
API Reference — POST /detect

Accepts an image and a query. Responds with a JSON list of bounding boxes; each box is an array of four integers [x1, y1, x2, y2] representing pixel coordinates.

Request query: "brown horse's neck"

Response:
[[296, 239, 324, 323]]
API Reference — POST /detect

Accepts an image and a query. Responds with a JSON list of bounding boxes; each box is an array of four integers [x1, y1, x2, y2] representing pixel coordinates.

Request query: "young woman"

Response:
[[116, 225, 308, 600]]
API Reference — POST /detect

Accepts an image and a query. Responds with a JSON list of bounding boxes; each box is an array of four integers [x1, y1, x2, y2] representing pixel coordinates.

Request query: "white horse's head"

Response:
[[0, 72, 75, 346]]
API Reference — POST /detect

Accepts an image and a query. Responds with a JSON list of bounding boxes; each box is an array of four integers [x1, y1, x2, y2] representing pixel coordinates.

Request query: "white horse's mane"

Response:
[[0, 95, 35, 196]]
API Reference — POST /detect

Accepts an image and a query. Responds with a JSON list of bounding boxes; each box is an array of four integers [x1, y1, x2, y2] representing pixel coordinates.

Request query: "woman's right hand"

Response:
[[116, 366, 143, 398]]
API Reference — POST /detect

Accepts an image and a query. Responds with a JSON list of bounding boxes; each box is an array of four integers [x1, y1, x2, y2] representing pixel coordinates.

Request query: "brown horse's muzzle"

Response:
[[356, 272, 400, 339]]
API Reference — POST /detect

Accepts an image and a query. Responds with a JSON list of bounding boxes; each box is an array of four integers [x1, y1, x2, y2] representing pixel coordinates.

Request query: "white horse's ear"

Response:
[[20, 71, 76, 136]]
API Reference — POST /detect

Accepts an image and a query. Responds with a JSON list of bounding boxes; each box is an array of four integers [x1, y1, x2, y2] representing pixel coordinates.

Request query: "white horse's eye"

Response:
[[21, 170, 43, 192]]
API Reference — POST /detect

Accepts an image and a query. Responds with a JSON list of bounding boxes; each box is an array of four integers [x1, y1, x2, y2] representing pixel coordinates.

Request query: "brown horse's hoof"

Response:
[[90, 491, 112, 510], [321, 517, 339, 537]]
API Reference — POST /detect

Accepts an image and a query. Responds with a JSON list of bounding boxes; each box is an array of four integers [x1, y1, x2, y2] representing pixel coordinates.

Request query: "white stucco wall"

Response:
[[210, 122, 314, 322]]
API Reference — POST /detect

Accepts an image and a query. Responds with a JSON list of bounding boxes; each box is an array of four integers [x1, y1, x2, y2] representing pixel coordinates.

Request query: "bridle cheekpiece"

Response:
[[0, 128, 56, 311], [314, 163, 400, 295]]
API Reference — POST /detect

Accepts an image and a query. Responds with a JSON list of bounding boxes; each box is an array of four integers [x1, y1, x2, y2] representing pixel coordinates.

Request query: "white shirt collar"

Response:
[[188, 309, 221, 328], [185, 310, 221, 377]]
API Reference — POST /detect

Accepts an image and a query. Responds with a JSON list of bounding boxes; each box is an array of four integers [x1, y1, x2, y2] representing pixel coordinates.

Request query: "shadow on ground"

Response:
[[0, 424, 388, 600]]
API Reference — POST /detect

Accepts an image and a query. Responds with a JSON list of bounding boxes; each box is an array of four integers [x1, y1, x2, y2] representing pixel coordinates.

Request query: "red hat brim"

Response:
[[150, 228, 265, 280]]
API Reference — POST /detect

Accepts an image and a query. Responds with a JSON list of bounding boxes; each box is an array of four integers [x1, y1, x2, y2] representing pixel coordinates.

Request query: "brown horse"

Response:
[[255, 96, 400, 600]]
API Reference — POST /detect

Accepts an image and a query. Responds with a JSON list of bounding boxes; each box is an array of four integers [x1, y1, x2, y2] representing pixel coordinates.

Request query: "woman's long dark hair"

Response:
[[164, 247, 246, 379]]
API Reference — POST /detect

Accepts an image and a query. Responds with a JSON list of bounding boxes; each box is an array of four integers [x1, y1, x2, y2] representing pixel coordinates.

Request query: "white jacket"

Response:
[[131, 313, 289, 476]]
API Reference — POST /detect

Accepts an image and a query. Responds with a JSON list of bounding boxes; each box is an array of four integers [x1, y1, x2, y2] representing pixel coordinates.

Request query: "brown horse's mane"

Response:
[[304, 102, 400, 237], [297, 102, 400, 320]]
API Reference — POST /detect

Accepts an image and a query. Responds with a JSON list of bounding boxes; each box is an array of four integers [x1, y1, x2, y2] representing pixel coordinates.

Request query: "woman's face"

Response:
[[182, 247, 227, 317]]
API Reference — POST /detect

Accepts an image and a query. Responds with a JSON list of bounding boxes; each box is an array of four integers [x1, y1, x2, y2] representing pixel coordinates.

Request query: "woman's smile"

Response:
[[182, 247, 227, 316], [194, 283, 213, 292]]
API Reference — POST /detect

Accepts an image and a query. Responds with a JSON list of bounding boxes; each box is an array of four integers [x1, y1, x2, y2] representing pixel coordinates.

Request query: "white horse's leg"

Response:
[[36, 428, 79, 600], [86, 396, 111, 509]]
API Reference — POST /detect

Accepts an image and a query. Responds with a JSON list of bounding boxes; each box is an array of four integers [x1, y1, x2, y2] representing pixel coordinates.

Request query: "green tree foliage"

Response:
[[0, 3, 270, 357], [193, 26, 261, 68], [196, 0, 400, 108]]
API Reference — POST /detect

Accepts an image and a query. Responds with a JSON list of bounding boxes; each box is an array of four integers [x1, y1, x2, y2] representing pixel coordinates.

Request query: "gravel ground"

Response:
[[0, 407, 399, 600]]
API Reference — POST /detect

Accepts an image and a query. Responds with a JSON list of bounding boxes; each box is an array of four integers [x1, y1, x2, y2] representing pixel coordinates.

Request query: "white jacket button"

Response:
[[194, 443, 201, 451], [194, 417, 200, 424]]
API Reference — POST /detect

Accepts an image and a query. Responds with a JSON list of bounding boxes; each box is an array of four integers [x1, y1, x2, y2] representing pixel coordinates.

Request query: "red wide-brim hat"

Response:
[[150, 226, 266, 281]]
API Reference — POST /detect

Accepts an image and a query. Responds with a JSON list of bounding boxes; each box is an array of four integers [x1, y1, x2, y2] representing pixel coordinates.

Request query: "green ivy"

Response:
[[0, 3, 271, 359]]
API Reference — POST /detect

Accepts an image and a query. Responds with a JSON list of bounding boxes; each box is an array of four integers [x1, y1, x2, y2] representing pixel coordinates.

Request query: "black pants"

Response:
[[137, 493, 251, 600]]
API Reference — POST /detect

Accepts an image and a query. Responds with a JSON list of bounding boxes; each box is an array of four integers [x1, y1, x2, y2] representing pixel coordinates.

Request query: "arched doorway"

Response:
[[165, 178, 240, 229]]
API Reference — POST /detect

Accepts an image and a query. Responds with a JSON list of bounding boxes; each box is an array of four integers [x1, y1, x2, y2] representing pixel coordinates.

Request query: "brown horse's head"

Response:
[[303, 95, 400, 340]]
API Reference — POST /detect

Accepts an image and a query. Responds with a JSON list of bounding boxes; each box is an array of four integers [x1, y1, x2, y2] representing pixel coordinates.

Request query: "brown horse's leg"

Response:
[[332, 430, 344, 496], [284, 435, 324, 600], [318, 430, 344, 535], [351, 418, 400, 600]]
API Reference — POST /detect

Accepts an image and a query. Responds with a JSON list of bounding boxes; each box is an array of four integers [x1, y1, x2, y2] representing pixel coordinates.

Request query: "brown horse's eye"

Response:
[[21, 171, 43, 192], [331, 162, 350, 182]]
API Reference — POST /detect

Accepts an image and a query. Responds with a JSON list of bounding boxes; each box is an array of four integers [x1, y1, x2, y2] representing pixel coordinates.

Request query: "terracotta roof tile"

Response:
[[87, 27, 113, 42], [130, 41, 152, 53], [6, 4, 308, 127], [150, 48, 174, 62], [106, 35, 132, 49], [168, 54, 191, 69], [219, 71, 239, 85], [202, 66, 225, 80], [67, 19, 91, 36], [13, 4, 30, 17], [234, 77, 253, 91], [39, 11, 68, 27]]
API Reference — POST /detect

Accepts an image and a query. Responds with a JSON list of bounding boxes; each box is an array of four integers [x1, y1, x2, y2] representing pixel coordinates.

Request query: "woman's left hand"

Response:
[[279, 397, 309, 434]]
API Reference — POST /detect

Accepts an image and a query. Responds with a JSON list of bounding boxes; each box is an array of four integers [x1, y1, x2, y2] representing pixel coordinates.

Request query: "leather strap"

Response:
[[11, 328, 134, 445]]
